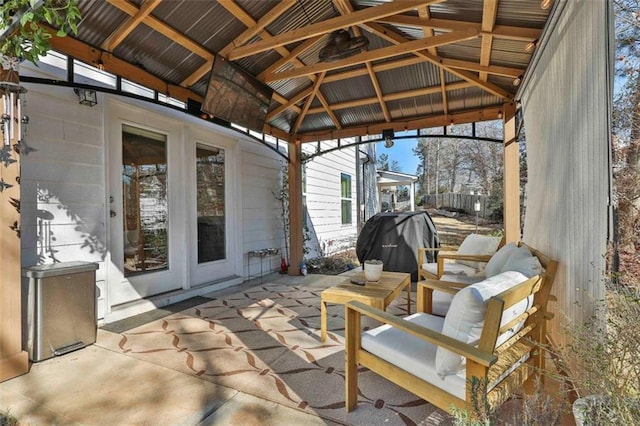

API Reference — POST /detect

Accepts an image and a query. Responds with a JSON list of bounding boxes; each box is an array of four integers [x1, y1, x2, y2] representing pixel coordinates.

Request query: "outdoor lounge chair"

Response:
[[345, 246, 558, 415], [418, 233, 505, 282]]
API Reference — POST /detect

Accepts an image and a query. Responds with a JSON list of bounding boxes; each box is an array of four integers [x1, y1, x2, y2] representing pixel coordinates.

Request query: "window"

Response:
[[341, 173, 352, 224], [302, 163, 308, 227], [196, 144, 226, 263], [122, 125, 169, 276]]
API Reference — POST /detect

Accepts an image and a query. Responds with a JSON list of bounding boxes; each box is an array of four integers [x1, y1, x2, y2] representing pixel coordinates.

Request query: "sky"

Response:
[[375, 136, 420, 175]]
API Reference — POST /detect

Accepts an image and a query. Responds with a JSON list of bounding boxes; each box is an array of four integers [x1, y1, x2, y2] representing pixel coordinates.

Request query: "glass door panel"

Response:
[[122, 124, 169, 276], [196, 144, 226, 263]]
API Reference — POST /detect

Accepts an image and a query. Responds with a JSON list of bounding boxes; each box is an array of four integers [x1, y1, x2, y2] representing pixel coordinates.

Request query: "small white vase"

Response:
[[364, 260, 383, 282]]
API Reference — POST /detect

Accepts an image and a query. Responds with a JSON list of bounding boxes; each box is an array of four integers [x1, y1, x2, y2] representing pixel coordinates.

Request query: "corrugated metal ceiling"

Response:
[[48, 0, 554, 142]]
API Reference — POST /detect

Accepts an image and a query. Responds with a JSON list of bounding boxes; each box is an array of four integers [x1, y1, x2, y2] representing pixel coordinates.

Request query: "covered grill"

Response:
[[356, 211, 439, 282]]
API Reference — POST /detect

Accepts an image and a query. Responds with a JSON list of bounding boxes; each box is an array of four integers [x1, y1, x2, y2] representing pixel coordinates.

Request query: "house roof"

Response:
[[48, 0, 553, 143], [377, 169, 418, 186]]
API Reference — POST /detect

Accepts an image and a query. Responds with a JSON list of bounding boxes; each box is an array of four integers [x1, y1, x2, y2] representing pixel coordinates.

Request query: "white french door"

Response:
[[107, 102, 185, 306], [187, 128, 239, 285]]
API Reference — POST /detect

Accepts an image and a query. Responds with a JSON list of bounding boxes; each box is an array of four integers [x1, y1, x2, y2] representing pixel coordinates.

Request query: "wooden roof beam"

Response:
[[479, 0, 498, 81], [334, 0, 390, 122], [267, 87, 313, 121], [293, 72, 327, 133], [49, 32, 199, 103], [297, 106, 504, 143], [106, 0, 213, 60], [102, 0, 162, 52], [264, 29, 478, 82], [377, 16, 541, 41], [306, 81, 474, 114], [227, 0, 445, 60], [363, 21, 511, 100], [417, 5, 444, 112]]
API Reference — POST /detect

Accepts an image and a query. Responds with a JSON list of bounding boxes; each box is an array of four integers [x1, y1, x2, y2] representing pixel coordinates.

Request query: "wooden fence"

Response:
[[422, 193, 492, 218]]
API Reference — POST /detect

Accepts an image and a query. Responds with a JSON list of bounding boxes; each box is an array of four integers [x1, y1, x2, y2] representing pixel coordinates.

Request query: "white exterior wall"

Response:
[[304, 146, 358, 258], [240, 143, 286, 275], [19, 83, 285, 322], [20, 85, 108, 317], [520, 0, 612, 343]]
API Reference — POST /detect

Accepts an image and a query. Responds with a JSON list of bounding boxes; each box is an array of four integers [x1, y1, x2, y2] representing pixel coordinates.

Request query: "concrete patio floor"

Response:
[[0, 270, 574, 425], [0, 273, 353, 426]]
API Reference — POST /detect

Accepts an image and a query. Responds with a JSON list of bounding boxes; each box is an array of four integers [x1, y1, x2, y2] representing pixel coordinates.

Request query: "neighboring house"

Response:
[[301, 141, 379, 259], [376, 170, 418, 212]]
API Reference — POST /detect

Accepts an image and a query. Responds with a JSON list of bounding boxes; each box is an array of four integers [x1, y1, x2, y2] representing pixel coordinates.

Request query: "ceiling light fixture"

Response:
[[540, 0, 552, 9], [525, 39, 538, 52], [319, 29, 369, 62], [382, 128, 394, 148], [512, 75, 523, 87]]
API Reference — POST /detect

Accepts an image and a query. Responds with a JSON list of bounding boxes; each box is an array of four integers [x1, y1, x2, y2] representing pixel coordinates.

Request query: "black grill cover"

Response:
[[356, 211, 439, 281]]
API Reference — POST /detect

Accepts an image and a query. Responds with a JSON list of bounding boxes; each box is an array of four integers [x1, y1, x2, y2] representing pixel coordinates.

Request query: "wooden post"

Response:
[[288, 139, 303, 275], [0, 89, 29, 382], [503, 102, 520, 243]]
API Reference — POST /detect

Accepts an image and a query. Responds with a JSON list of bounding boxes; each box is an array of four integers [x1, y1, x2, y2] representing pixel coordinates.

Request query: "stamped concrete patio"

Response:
[[0, 271, 458, 426]]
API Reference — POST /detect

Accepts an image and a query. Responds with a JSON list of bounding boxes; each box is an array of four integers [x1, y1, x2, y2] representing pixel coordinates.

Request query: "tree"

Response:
[[376, 152, 401, 172], [612, 0, 640, 279]]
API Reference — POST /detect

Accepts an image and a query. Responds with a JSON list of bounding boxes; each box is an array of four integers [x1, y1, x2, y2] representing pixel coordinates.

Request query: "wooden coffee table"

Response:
[[320, 271, 411, 342]]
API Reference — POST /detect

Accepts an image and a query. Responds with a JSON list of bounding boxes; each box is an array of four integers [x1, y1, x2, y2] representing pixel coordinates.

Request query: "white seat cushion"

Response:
[[361, 313, 466, 400], [435, 271, 530, 378], [422, 262, 480, 277]]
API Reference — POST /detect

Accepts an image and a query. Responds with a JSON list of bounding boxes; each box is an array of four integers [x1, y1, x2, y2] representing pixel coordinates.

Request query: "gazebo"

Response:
[[0, 0, 612, 386]]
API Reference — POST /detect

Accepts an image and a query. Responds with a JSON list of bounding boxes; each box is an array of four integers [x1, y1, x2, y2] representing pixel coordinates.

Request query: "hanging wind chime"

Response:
[[0, 55, 30, 193]]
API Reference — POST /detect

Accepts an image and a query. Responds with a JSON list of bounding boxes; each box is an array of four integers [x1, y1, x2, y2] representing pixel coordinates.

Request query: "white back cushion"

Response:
[[500, 245, 543, 278], [485, 242, 519, 277], [435, 271, 529, 378], [455, 234, 502, 269]]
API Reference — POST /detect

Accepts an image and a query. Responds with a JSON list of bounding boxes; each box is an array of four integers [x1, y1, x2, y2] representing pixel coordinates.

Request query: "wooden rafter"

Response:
[[106, 0, 212, 60], [479, 0, 499, 81], [264, 30, 479, 82], [102, 0, 161, 52], [440, 68, 448, 115], [227, 0, 444, 60], [181, 0, 297, 87], [362, 21, 511, 99], [306, 81, 474, 115], [377, 16, 541, 42], [293, 72, 327, 133], [216, 0, 346, 125], [333, 0, 390, 123], [418, 5, 444, 112], [321, 55, 523, 83], [257, 35, 323, 81], [297, 106, 503, 143]]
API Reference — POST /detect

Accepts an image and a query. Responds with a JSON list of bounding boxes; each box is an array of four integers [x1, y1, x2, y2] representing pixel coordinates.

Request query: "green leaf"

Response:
[[56, 29, 66, 37]]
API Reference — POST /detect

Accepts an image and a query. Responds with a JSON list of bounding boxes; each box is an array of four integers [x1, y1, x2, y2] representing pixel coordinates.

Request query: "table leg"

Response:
[[406, 282, 411, 315], [320, 299, 327, 342]]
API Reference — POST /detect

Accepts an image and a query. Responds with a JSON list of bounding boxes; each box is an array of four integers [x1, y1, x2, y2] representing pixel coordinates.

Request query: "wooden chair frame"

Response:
[[417, 235, 506, 281], [346, 245, 558, 415]]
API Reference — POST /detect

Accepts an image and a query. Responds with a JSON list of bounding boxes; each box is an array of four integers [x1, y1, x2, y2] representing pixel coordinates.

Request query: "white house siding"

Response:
[[20, 84, 108, 318], [304, 146, 358, 258], [520, 0, 612, 344], [18, 82, 286, 322], [240, 142, 287, 276], [359, 143, 379, 229]]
